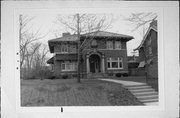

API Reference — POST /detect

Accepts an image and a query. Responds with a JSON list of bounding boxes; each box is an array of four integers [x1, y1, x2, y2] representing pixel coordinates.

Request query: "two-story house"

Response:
[[134, 20, 158, 79], [47, 31, 134, 78]]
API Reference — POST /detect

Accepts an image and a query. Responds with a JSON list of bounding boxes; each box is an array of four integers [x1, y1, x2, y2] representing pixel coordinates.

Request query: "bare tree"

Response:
[[124, 12, 157, 35], [55, 13, 114, 82], [19, 15, 47, 79], [32, 43, 49, 80]]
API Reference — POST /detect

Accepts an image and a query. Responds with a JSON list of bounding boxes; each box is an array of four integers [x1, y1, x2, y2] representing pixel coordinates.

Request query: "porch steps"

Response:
[[124, 84, 158, 105], [99, 79, 158, 106]]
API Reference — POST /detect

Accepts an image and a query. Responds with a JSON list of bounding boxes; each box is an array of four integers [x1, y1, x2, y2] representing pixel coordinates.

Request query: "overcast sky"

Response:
[[24, 13, 154, 58]]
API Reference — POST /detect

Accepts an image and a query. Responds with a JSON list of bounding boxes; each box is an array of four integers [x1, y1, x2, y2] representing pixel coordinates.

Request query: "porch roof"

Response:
[[47, 57, 54, 64], [56, 54, 78, 61]]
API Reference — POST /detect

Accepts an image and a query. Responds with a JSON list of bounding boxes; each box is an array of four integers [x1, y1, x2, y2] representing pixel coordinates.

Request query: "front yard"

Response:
[[21, 79, 143, 106]]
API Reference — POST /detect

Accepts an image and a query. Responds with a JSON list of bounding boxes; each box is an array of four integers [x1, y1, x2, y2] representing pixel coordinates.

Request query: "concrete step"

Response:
[[140, 98, 158, 103], [130, 88, 156, 93], [137, 95, 158, 100], [144, 102, 158, 105], [124, 84, 148, 88], [133, 91, 158, 96], [126, 86, 151, 90]]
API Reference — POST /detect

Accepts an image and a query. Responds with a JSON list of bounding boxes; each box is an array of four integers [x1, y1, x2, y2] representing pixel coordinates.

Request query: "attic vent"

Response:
[[62, 32, 71, 37]]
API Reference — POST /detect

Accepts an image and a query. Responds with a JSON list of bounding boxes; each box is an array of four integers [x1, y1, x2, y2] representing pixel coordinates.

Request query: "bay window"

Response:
[[107, 57, 123, 69]]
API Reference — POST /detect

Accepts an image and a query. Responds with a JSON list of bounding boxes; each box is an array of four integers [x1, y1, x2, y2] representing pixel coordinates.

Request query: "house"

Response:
[[128, 56, 140, 76], [47, 31, 134, 78], [134, 20, 158, 79]]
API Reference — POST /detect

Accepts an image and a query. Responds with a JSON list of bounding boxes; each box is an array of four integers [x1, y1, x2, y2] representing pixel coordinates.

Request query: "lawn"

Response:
[[21, 79, 143, 106]]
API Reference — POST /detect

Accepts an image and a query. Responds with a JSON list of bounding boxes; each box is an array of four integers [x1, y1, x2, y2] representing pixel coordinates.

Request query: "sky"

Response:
[[24, 13, 154, 58]]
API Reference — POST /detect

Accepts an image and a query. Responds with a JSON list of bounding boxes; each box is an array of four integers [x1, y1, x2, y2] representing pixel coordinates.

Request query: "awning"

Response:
[[138, 61, 145, 68], [47, 57, 54, 64]]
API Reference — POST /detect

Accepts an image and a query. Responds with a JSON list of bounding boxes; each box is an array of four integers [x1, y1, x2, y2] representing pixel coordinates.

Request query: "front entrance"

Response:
[[89, 54, 101, 73]]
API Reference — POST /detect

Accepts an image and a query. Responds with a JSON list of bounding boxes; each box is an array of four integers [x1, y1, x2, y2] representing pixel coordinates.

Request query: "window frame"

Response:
[[115, 41, 122, 49], [107, 57, 123, 69], [61, 61, 77, 71], [106, 41, 113, 50]]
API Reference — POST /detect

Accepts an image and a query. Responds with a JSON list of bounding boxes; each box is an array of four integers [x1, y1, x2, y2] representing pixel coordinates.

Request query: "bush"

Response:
[[122, 73, 128, 77], [48, 75, 56, 80], [26, 75, 36, 80], [115, 73, 122, 77], [62, 75, 68, 79], [108, 73, 114, 76]]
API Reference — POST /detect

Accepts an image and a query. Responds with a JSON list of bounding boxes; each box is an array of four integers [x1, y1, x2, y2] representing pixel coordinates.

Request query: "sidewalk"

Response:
[[99, 78, 158, 106]]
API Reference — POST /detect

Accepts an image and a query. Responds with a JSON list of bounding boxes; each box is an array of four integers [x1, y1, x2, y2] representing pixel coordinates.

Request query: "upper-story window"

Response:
[[61, 44, 68, 53], [106, 41, 113, 49], [58, 44, 77, 54], [69, 45, 77, 53], [115, 41, 122, 49], [148, 47, 152, 55], [147, 37, 152, 46]]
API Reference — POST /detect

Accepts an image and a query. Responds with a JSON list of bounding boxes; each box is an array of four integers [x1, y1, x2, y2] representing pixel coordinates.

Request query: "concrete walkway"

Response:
[[99, 78, 158, 106]]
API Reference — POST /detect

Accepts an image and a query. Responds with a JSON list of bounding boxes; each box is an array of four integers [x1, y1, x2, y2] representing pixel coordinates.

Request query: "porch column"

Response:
[[86, 55, 90, 74], [101, 55, 105, 73]]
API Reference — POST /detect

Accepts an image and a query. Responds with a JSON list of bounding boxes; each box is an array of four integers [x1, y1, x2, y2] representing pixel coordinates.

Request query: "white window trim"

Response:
[[107, 57, 123, 70], [106, 41, 113, 50], [61, 61, 77, 71], [115, 41, 122, 50]]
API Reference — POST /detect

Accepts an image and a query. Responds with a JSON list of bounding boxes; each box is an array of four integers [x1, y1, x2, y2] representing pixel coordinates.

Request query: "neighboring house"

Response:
[[128, 56, 139, 76], [47, 31, 134, 78], [134, 20, 158, 79]]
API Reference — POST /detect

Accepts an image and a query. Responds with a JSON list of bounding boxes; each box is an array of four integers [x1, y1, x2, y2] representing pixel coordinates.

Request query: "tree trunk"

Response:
[[77, 14, 81, 83]]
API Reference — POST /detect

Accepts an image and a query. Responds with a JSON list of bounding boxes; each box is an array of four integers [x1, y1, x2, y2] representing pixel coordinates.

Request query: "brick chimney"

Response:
[[62, 32, 71, 37]]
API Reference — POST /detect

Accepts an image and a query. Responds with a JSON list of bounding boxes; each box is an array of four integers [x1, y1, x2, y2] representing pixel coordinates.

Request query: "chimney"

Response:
[[62, 32, 71, 37]]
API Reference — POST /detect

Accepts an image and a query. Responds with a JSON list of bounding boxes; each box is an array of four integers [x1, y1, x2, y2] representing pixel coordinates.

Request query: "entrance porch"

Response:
[[86, 52, 105, 78]]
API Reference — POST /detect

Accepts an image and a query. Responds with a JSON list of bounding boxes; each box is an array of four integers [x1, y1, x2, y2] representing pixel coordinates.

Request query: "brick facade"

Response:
[[47, 31, 133, 78], [135, 20, 158, 79]]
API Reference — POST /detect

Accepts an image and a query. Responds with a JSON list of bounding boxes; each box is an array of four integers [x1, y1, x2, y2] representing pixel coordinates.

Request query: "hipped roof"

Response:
[[48, 31, 134, 53]]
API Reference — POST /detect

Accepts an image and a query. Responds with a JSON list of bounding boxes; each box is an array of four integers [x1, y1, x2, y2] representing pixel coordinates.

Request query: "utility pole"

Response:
[[77, 13, 81, 83]]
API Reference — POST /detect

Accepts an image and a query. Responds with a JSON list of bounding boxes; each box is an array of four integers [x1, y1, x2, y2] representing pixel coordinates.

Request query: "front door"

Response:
[[89, 54, 101, 73]]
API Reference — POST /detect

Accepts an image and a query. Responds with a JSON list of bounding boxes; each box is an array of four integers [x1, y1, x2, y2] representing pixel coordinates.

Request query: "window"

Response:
[[61, 44, 68, 53], [107, 57, 123, 69], [61, 61, 77, 71], [106, 41, 113, 49], [69, 45, 77, 53], [115, 41, 122, 49], [148, 47, 152, 55], [147, 37, 152, 46]]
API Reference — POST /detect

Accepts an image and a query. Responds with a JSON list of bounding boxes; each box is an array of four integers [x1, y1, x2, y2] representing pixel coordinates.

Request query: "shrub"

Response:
[[26, 75, 36, 80], [122, 73, 128, 77], [48, 75, 56, 80], [115, 73, 122, 77], [108, 73, 113, 76], [62, 75, 68, 79]]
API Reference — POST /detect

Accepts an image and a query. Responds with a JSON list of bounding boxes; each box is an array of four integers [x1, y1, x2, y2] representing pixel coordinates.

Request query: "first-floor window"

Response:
[[61, 61, 77, 71], [107, 57, 123, 69]]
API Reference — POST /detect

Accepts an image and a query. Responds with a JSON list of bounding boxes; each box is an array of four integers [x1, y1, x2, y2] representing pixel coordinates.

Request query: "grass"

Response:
[[21, 79, 143, 106]]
